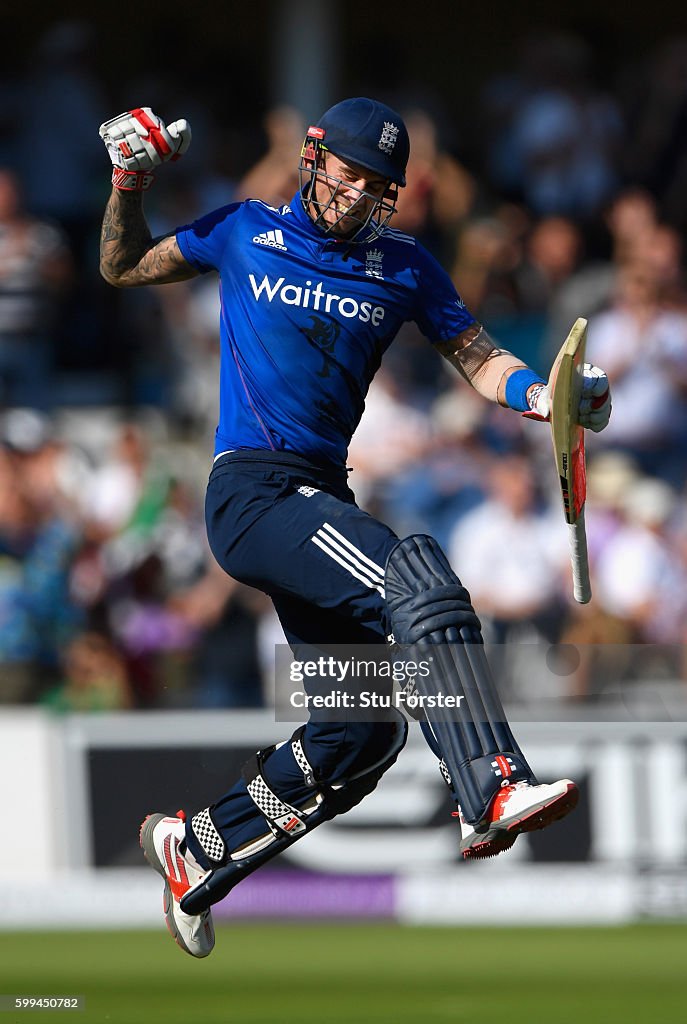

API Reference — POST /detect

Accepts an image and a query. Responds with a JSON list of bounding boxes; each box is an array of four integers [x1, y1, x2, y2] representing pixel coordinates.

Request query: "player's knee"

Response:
[[384, 534, 481, 644], [248, 716, 406, 837], [301, 718, 401, 787], [321, 715, 407, 814]]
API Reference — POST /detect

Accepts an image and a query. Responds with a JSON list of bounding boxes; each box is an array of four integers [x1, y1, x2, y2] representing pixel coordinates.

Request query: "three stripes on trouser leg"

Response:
[[311, 521, 386, 598]]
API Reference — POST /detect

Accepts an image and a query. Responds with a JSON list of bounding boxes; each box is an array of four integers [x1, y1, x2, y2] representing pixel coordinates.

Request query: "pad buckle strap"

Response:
[[438, 759, 453, 789], [242, 752, 307, 838], [291, 730, 316, 788], [191, 807, 226, 864]]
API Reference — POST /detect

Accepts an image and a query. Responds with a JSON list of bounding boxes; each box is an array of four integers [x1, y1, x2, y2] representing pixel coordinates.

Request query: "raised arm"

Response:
[[100, 189, 197, 287], [98, 106, 198, 288]]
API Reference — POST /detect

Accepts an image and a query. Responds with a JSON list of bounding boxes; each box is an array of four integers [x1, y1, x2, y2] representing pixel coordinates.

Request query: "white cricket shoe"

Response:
[[457, 779, 579, 860], [140, 810, 215, 958]]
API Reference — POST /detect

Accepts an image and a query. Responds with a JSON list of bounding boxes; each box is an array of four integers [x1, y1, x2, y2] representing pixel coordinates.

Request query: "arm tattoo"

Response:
[[436, 325, 506, 381], [100, 190, 196, 286]]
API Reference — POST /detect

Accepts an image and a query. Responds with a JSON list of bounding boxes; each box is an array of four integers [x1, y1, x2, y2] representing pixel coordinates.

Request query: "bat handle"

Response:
[[569, 510, 592, 604]]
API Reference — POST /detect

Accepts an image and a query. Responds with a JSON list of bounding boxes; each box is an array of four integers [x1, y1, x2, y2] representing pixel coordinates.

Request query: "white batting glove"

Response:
[[578, 363, 611, 432], [523, 364, 611, 431], [525, 382, 550, 421], [99, 107, 192, 191]]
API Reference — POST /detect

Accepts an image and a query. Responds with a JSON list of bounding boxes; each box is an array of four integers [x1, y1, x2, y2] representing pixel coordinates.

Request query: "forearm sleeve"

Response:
[[436, 325, 528, 405]]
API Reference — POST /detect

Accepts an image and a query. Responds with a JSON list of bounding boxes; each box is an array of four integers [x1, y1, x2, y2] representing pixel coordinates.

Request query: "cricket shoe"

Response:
[[457, 779, 579, 860], [139, 810, 215, 958]]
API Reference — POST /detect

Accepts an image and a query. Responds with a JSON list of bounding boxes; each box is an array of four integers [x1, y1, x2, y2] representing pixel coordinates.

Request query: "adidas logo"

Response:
[[253, 229, 287, 251]]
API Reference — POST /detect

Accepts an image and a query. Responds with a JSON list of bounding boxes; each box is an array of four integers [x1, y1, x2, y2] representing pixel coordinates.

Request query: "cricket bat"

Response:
[[548, 317, 592, 604]]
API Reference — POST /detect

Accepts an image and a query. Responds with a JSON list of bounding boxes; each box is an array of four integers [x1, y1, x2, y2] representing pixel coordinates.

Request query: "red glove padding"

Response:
[[99, 107, 191, 190]]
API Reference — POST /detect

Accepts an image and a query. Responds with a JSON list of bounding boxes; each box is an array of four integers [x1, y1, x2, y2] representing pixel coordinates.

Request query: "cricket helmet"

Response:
[[299, 97, 410, 242]]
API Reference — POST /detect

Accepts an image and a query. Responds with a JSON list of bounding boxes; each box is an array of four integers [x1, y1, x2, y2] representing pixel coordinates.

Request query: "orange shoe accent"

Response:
[[489, 784, 516, 822], [163, 833, 192, 903]]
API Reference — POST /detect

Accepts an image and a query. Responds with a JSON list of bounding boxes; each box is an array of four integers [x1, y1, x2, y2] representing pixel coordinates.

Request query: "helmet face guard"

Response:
[[299, 129, 400, 244]]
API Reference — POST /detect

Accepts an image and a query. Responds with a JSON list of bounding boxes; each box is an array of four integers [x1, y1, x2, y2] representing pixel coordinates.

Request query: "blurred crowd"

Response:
[[2, 21, 687, 710]]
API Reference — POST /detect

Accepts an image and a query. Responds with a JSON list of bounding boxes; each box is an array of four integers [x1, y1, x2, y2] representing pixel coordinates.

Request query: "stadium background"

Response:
[[2, 3, 687, 1021]]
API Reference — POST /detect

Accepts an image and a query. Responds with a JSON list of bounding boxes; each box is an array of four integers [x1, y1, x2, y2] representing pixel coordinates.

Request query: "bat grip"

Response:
[[568, 510, 592, 604]]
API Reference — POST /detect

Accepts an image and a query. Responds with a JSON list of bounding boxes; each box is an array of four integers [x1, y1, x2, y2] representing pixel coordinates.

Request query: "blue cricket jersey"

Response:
[[176, 192, 475, 466]]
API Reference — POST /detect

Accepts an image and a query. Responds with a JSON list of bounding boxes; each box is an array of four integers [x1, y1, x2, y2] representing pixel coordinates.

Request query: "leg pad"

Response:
[[180, 718, 407, 914], [385, 535, 536, 822]]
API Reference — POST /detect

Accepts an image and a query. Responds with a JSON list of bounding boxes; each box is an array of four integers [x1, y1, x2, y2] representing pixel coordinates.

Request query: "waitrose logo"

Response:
[[248, 274, 386, 326]]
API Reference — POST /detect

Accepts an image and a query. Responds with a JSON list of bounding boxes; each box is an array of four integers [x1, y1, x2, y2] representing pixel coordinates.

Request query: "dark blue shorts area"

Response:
[[205, 450, 399, 646]]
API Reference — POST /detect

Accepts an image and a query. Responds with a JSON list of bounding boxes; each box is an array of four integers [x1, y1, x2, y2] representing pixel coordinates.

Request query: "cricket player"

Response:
[[99, 98, 611, 957]]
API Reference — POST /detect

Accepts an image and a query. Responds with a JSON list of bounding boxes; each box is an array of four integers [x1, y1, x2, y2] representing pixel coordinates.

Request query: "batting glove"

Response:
[[99, 107, 192, 191], [524, 382, 551, 421], [523, 364, 611, 432], [578, 363, 611, 432]]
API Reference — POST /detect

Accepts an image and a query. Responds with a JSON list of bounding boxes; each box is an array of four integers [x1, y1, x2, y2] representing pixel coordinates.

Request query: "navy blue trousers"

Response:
[[185, 450, 402, 865]]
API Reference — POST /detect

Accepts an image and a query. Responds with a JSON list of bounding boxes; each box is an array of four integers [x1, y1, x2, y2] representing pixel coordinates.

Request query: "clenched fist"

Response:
[[99, 107, 191, 191]]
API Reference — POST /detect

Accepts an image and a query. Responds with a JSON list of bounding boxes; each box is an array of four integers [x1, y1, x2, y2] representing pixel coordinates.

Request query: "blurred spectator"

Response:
[[589, 477, 687, 700], [523, 216, 583, 308], [584, 450, 643, 564], [606, 188, 660, 264], [623, 37, 687, 233], [347, 367, 432, 515], [78, 430, 209, 705], [586, 258, 687, 483], [40, 631, 132, 712], [170, 558, 266, 708], [560, 469, 687, 699], [0, 169, 72, 408], [0, 417, 82, 701], [83, 423, 153, 540], [498, 32, 623, 219], [640, 223, 686, 310], [105, 550, 200, 706], [154, 274, 221, 437], [235, 106, 304, 207], [393, 108, 476, 261], [452, 210, 584, 372], [451, 216, 514, 316], [381, 382, 491, 549], [448, 454, 567, 644], [594, 476, 687, 645], [11, 21, 106, 266], [545, 188, 666, 355], [558, 452, 634, 699], [4, 21, 130, 402]]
